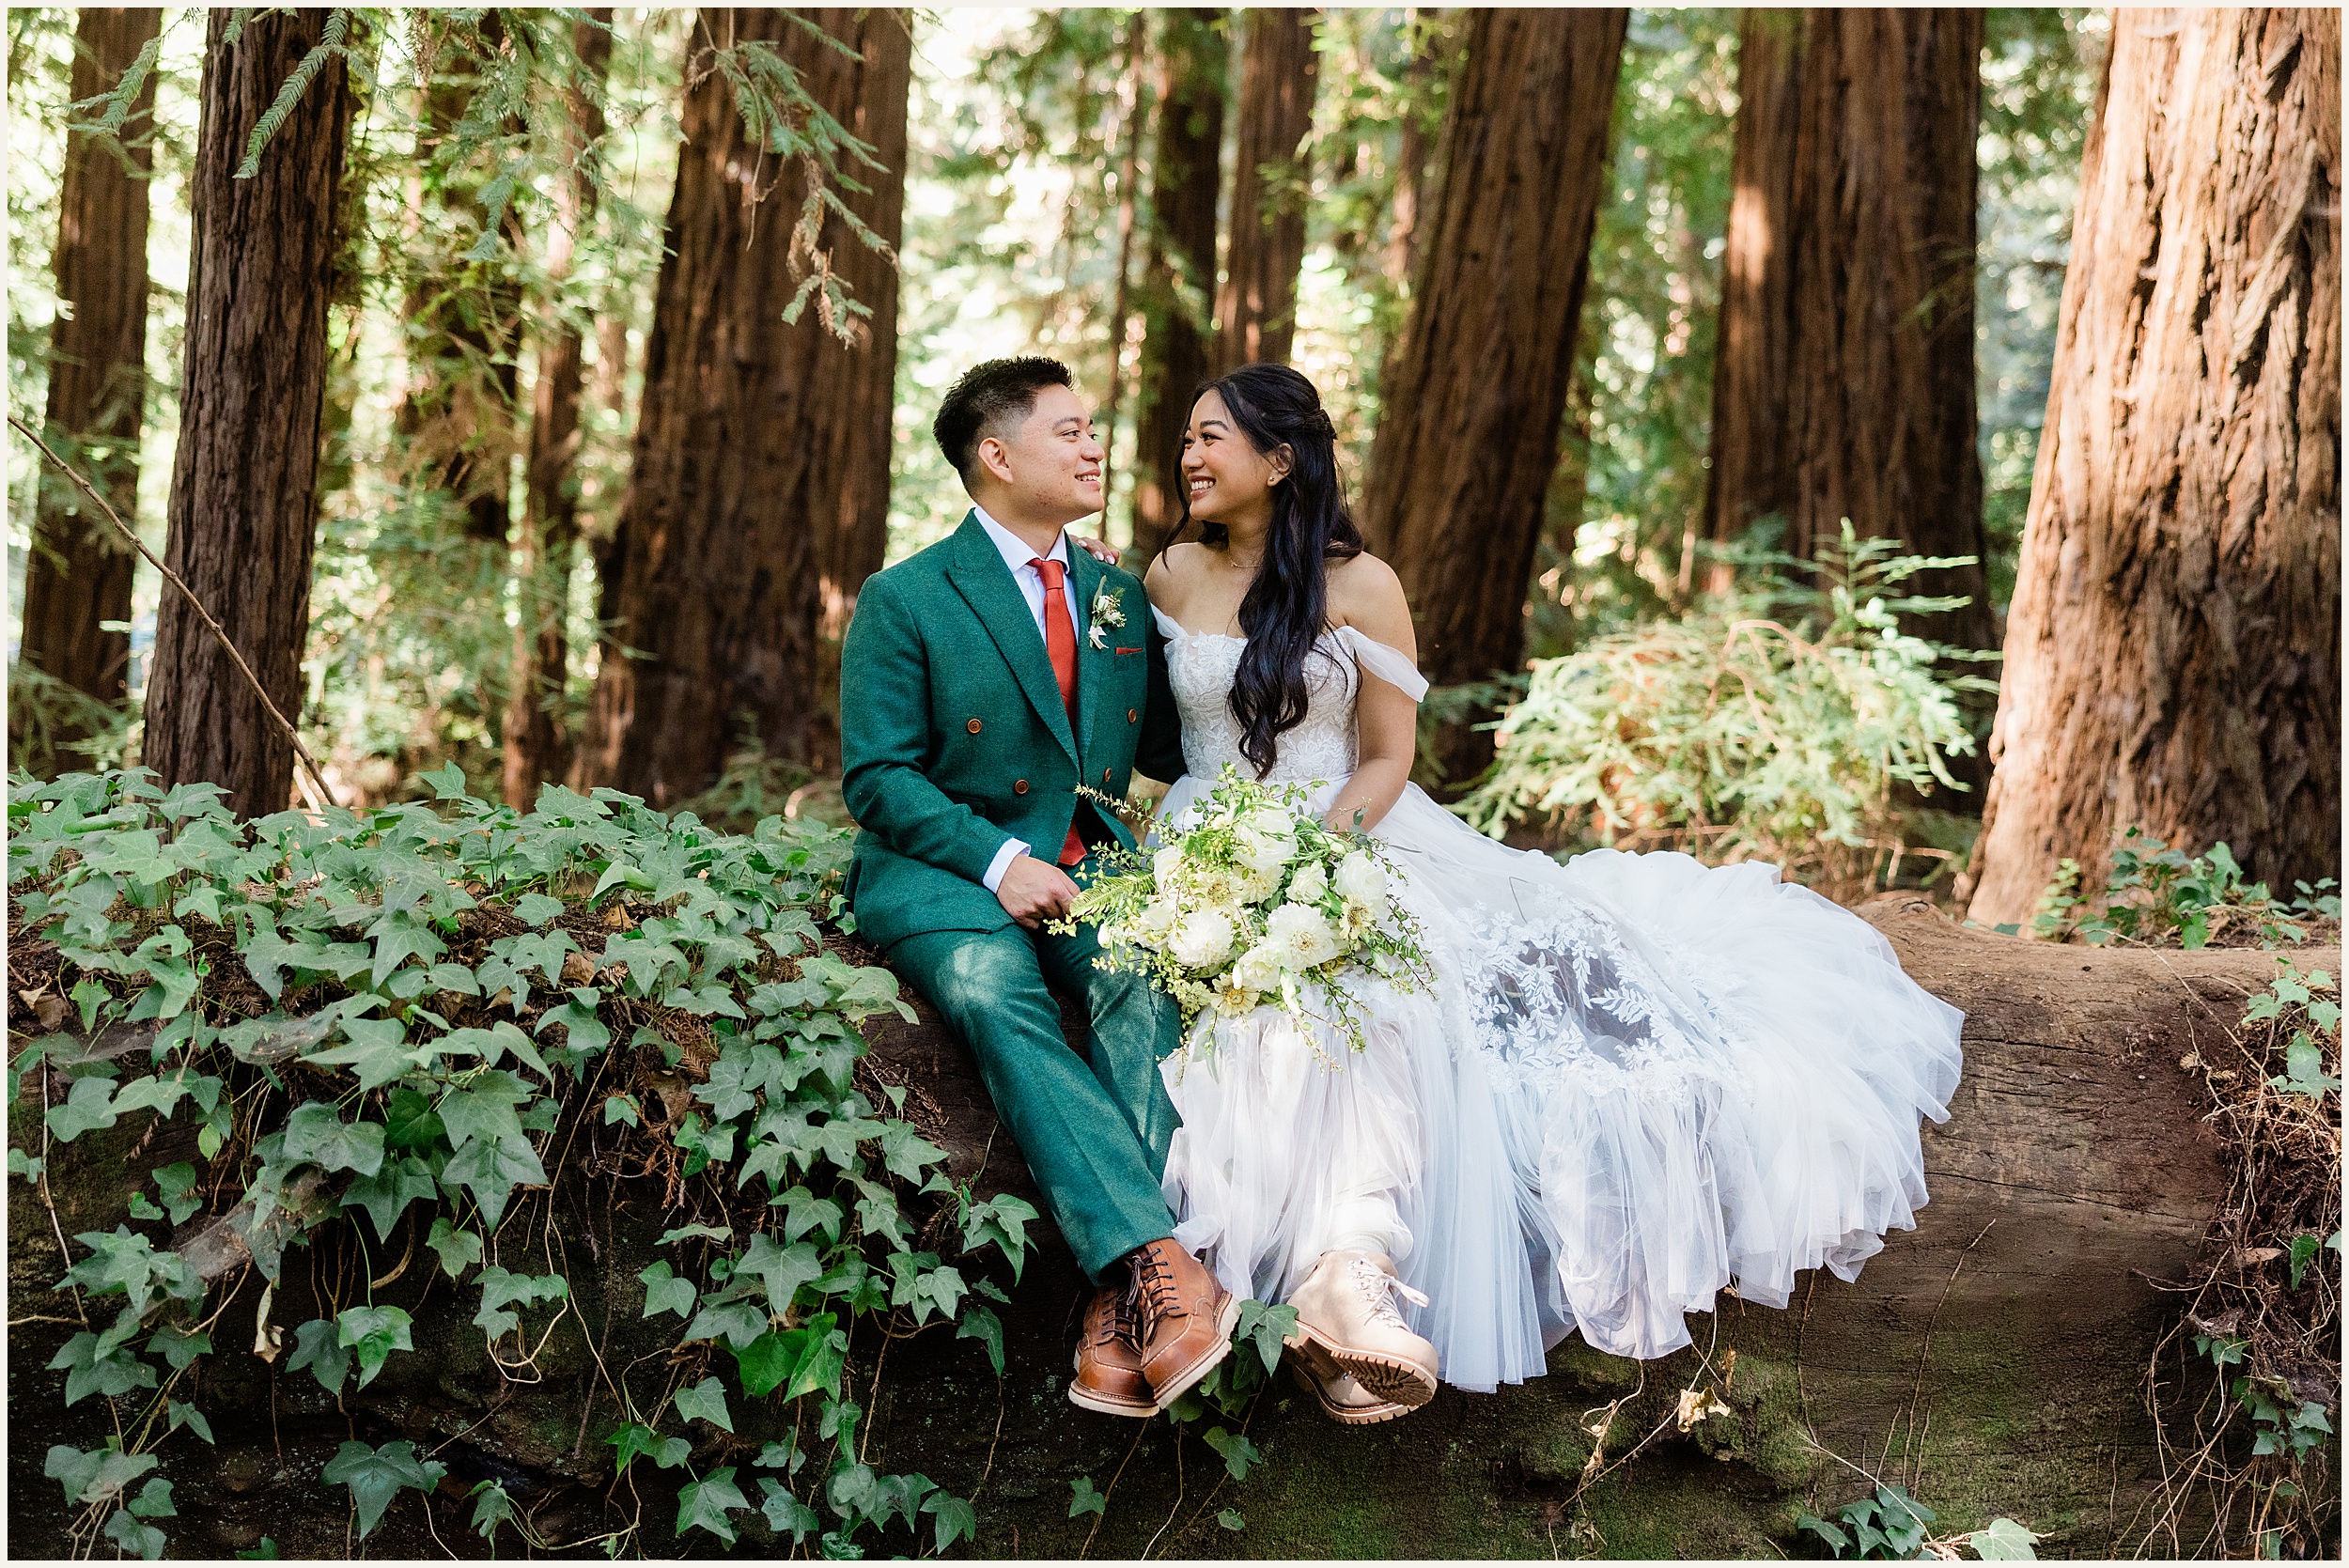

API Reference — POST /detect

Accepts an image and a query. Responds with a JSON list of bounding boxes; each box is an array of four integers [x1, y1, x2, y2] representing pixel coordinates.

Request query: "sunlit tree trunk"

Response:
[[142, 9, 352, 816], [1968, 8, 2341, 926], [17, 7, 160, 729], [503, 9, 612, 809], [1382, 7, 1438, 294], [1098, 12, 1146, 534], [578, 8, 910, 804], [1361, 8, 1627, 788], [1215, 7, 1317, 369], [1129, 8, 1227, 564], [1699, 8, 1802, 596]]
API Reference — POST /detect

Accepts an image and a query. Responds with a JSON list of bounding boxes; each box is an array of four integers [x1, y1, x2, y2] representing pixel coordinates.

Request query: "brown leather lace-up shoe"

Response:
[[1128, 1237, 1239, 1409], [1068, 1285, 1155, 1417]]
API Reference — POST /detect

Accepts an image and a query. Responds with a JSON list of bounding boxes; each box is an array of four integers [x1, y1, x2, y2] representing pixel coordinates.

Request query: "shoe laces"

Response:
[[1127, 1247, 1187, 1324], [1347, 1257, 1429, 1331], [1092, 1291, 1142, 1350]]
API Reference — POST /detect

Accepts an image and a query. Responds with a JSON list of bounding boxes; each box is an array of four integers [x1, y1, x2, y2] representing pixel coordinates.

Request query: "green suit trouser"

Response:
[[888, 882, 1187, 1284]]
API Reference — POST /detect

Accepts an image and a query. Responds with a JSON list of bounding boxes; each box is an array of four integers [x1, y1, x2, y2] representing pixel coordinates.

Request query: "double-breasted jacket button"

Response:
[[1127, 707, 1138, 723], [1013, 779, 1029, 795], [1102, 768, 1112, 784], [966, 718, 983, 733]]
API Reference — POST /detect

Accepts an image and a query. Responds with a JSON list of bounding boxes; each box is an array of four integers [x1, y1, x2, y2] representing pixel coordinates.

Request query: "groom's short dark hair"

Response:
[[934, 356, 1075, 482]]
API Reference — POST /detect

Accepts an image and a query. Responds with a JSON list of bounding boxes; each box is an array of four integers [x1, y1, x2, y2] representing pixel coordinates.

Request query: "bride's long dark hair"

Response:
[[1164, 364, 1364, 777]]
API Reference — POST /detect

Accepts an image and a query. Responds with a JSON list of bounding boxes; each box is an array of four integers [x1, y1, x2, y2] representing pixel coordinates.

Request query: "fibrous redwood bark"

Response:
[[578, 8, 909, 803], [1361, 8, 1626, 786], [17, 8, 162, 718], [1214, 8, 1317, 371], [1129, 8, 1226, 564], [1698, 8, 1802, 596], [1968, 8, 2341, 926], [503, 10, 614, 810], [142, 9, 353, 816]]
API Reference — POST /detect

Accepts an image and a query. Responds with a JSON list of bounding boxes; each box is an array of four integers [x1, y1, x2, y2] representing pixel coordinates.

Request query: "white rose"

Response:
[[1133, 898, 1179, 942], [1285, 862, 1330, 907], [1246, 805, 1299, 841], [1266, 902, 1341, 970], [1333, 850, 1387, 907], [1236, 829, 1293, 877], [1169, 908, 1237, 970], [1232, 941, 1283, 992], [1234, 862, 1282, 905], [1152, 845, 1187, 889]]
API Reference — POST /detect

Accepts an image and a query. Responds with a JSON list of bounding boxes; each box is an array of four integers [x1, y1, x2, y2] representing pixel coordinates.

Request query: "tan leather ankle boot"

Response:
[[1068, 1284, 1155, 1417], [1128, 1238, 1239, 1409], [1285, 1250, 1439, 1407]]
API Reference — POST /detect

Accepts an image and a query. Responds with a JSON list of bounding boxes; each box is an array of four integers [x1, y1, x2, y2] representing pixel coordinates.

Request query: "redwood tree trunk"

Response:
[[504, 10, 614, 810], [1382, 8, 1438, 294], [1214, 7, 1317, 370], [577, 8, 909, 804], [16, 8, 162, 717], [1968, 8, 2341, 926], [1361, 8, 1627, 787], [1129, 8, 1227, 564], [142, 9, 352, 816], [1781, 8, 1990, 650], [1699, 8, 1802, 595]]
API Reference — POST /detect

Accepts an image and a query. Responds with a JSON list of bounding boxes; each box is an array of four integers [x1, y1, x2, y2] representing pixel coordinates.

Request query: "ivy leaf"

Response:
[[677, 1467, 750, 1545], [774, 1185, 846, 1245], [511, 892, 566, 926], [607, 1423, 691, 1475], [382, 1088, 445, 1149], [435, 1073, 531, 1150], [442, 1133, 546, 1229], [147, 1324, 212, 1373], [303, 1017, 413, 1091], [956, 1305, 1005, 1376], [1202, 1426, 1262, 1482], [638, 1261, 697, 1320], [924, 1490, 978, 1553], [152, 1162, 203, 1225], [321, 1439, 446, 1540], [1969, 1517, 2042, 1560], [45, 1443, 155, 1506], [469, 1479, 518, 1544], [278, 1103, 386, 1178], [104, 1508, 166, 1560], [51, 1314, 159, 1405], [46, 1075, 119, 1142], [426, 1219, 484, 1280], [366, 908, 447, 987], [288, 1318, 350, 1395], [1217, 1508, 1246, 1532], [1236, 1298, 1299, 1378], [737, 1234, 825, 1315], [127, 1476, 177, 1519], [342, 1156, 437, 1243], [674, 1375, 734, 1433], [1067, 1476, 1107, 1518], [167, 1400, 215, 1445], [534, 989, 612, 1053], [759, 1477, 823, 1544], [474, 1265, 568, 1338], [733, 1331, 798, 1399], [336, 1304, 413, 1389]]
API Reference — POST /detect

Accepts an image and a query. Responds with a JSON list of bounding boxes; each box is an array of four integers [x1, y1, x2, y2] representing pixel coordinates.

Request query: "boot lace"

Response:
[[1127, 1246, 1188, 1327], [1091, 1290, 1143, 1350], [1347, 1257, 1430, 1332]]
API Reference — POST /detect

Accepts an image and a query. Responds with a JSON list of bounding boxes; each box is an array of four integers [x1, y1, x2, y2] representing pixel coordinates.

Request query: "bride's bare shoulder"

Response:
[[1144, 542, 1208, 602], [1325, 551, 1415, 653]]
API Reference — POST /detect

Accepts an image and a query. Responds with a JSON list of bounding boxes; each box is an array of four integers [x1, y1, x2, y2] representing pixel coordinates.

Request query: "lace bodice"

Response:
[[1155, 608, 1428, 789]]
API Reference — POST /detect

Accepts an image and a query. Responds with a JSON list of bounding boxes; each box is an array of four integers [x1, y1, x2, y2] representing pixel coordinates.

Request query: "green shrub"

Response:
[[2027, 830, 2341, 949], [1456, 526, 1996, 899], [8, 765, 1024, 1557]]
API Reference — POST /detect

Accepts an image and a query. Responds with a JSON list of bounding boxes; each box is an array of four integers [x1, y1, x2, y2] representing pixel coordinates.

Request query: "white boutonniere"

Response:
[[1089, 585, 1126, 650]]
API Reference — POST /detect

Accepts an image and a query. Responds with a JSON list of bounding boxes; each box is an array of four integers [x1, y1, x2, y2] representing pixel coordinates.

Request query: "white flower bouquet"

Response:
[[1051, 765, 1437, 1059]]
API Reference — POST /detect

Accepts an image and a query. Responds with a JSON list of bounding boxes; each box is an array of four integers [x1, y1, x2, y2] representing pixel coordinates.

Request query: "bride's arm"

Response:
[[1324, 554, 1419, 834]]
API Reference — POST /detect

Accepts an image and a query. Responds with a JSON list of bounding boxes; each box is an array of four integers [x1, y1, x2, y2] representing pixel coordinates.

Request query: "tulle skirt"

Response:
[[1154, 777, 1966, 1388]]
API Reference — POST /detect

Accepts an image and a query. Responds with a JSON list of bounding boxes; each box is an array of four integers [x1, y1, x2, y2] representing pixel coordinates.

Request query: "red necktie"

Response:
[[1032, 557, 1088, 866]]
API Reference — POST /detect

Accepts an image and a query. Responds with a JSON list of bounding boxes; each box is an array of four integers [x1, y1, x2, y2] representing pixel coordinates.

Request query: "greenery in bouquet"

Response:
[[1050, 768, 1437, 1063]]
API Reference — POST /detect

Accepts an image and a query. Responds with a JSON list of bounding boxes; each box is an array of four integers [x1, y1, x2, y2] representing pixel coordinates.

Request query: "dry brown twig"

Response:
[[8, 414, 339, 809]]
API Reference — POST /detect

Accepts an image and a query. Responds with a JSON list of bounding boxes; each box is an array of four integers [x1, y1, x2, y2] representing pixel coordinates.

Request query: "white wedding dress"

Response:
[[1148, 609, 1965, 1391]]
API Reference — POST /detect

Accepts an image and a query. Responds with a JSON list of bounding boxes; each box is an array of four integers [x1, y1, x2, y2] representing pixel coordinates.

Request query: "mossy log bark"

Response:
[[9, 902, 2320, 1557]]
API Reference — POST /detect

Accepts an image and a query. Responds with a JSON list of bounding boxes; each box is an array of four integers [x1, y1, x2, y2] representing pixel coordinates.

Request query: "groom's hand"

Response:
[[997, 855, 1080, 929]]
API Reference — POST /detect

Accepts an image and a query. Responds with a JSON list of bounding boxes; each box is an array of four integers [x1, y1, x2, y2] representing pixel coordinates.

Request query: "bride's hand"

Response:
[[1070, 533, 1120, 566]]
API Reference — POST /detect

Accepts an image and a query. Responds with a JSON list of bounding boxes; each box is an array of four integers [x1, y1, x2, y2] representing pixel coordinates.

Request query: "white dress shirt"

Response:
[[972, 507, 1087, 893]]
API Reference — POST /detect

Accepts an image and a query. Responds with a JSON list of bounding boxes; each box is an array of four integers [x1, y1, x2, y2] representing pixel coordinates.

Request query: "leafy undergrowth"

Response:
[[7, 765, 1040, 1558], [2025, 832, 2344, 1556]]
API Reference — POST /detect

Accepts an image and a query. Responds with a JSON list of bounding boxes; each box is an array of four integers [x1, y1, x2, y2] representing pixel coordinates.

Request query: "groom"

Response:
[[838, 356, 1235, 1417]]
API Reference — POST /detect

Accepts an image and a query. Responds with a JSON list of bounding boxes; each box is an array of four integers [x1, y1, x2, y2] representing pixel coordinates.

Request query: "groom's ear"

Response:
[[975, 434, 1018, 488]]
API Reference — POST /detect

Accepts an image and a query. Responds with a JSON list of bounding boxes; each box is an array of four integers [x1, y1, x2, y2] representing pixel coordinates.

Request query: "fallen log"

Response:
[[7, 897, 2325, 1557]]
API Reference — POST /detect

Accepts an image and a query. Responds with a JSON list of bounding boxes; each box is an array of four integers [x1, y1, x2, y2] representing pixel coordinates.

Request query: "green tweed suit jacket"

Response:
[[839, 512, 1187, 951]]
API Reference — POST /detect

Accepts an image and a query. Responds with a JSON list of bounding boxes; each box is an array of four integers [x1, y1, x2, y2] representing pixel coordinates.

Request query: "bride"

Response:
[[1120, 364, 1966, 1424]]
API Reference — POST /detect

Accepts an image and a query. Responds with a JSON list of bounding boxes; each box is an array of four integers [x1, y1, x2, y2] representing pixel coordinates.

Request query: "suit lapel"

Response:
[[943, 513, 1079, 764], [1067, 544, 1114, 765]]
